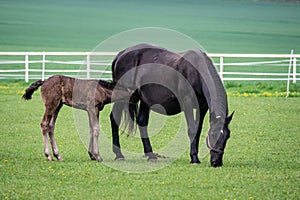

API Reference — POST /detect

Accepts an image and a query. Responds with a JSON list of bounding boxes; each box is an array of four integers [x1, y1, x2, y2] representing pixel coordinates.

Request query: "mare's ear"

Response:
[[226, 111, 235, 124]]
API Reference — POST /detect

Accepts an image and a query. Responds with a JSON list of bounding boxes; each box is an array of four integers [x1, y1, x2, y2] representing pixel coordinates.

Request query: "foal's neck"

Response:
[[97, 80, 130, 103]]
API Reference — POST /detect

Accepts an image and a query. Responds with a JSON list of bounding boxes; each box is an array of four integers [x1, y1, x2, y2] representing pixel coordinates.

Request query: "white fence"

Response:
[[0, 51, 299, 95], [0, 52, 117, 82]]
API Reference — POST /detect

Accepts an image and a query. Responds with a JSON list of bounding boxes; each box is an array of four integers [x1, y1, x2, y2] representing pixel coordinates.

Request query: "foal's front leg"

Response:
[[87, 108, 103, 162]]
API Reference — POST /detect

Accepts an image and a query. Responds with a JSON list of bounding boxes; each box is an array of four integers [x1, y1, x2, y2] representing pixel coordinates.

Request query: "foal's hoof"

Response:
[[55, 155, 63, 161], [92, 156, 103, 162], [94, 155, 103, 162], [89, 153, 103, 162], [47, 156, 53, 162]]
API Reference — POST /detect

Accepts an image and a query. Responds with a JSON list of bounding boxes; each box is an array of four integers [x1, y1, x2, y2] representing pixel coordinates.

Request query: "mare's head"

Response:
[[209, 111, 234, 167]]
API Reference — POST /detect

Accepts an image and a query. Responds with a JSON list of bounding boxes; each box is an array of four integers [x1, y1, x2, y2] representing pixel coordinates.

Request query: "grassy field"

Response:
[[0, 87, 299, 199]]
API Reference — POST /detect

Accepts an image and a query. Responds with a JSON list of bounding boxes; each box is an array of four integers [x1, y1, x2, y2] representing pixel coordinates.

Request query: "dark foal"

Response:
[[23, 75, 129, 162]]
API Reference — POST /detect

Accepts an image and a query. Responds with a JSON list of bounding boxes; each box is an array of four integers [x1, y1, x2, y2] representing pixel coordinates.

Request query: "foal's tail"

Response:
[[22, 80, 44, 100]]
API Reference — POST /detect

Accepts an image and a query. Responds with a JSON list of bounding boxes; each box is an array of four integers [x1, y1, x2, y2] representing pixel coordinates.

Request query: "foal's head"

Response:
[[209, 112, 234, 167]]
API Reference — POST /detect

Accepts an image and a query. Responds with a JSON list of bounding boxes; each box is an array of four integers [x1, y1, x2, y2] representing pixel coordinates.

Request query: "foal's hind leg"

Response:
[[41, 111, 53, 161], [48, 103, 63, 160]]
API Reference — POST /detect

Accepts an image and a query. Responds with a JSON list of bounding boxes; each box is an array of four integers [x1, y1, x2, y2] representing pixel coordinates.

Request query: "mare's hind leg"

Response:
[[48, 103, 63, 160], [137, 101, 157, 161]]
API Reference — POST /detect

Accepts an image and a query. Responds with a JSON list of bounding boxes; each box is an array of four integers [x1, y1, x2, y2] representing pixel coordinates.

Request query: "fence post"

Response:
[[293, 57, 296, 84], [42, 51, 45, 81], [86, 54, 90, 79], [219, 56, 224, 83], [25, 54, 29, 82], [286, 49, 294, 98]]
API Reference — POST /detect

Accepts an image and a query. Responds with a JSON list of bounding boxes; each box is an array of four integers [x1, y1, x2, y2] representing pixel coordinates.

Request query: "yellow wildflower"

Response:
[[263, 92, 272, 97]]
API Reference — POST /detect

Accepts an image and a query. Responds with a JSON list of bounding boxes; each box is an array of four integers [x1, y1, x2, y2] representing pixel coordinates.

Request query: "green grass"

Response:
[[0, 85, 300, 199]]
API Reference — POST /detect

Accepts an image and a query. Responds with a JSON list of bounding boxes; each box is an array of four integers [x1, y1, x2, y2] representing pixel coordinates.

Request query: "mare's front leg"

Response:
[[87, 108, 103, 162], [137, 101, 157, 161], [190, 106, 208, 164], [183, 105, 200, 164], [110, 102, 125, 160]]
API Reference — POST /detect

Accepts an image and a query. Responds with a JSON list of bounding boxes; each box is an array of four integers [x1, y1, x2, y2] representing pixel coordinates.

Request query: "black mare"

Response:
[[110, 43, 234, 167]]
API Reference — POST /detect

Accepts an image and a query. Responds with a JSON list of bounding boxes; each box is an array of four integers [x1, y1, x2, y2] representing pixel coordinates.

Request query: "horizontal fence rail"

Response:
[[0, 51, 299, 96]]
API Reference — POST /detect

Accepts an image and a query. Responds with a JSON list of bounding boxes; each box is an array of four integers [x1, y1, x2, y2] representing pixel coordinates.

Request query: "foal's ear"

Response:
[[226, 111, 235, 124]]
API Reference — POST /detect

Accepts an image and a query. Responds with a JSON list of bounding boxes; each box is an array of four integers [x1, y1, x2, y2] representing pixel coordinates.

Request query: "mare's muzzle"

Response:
[[210, 149, 224, 167]]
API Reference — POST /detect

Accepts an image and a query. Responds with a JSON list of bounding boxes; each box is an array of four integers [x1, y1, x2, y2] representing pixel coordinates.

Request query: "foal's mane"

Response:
[[98, 79, 115, 89]]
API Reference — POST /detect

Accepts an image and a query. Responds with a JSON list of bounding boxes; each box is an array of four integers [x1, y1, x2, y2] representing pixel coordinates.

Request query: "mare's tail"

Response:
[[22, 80, 44, 100], [128, 102, 138, 134], [121, 102, 138, 135]]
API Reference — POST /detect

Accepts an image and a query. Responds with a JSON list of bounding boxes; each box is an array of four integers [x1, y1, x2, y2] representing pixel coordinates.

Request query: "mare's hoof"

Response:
[[148, 157, 158, 162], [143, 152, 158, 162], [190, 161, 201, 165], [115, 157, 125, 161], [190, 160, 201, 165], [190, 155, 200, 164]]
